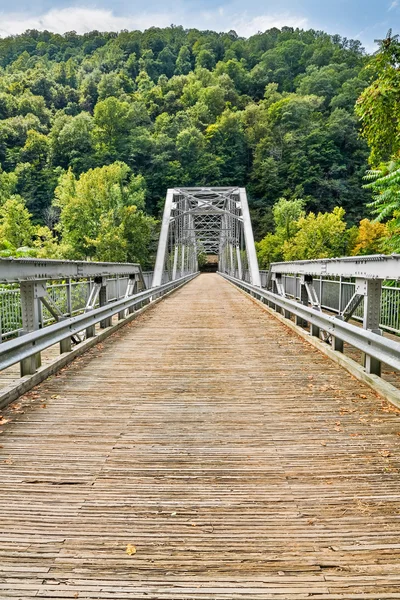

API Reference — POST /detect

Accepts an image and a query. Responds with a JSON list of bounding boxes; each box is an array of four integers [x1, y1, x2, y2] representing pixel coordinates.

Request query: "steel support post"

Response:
[[98, 278, 112, 329], [181, 244, 185, 278], [129, 276, 139, 314], [86, 324, 96, 338], [310, 323, 320, 338], [236, 245, 243, 280], [229, 243, 234, 277], [332, 333, 344, 353], [295, 283, 309, 327], [60, 335, 72, 354], [67, 278, 72, 317], [19, 282, 41, 376], [152, 189, 174, 288], [362, 279, 383, 376], [172, 245, 179, 280], [239, 188, 261, 287]]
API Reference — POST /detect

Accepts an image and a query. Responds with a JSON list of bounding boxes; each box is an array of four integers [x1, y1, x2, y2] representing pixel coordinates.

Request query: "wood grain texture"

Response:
[[1, 273, 400, 598]]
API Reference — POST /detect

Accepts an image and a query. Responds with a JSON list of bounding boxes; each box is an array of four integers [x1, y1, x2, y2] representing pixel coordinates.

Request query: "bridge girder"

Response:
[[152, 187, 261, 287]]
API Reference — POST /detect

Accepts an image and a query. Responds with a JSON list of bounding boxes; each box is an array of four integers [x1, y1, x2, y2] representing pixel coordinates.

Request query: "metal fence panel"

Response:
[[259, 270, 400, 336]]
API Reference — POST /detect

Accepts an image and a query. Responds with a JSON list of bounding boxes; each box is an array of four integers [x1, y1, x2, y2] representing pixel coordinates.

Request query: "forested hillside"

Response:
[[0, 26, 381, 262]]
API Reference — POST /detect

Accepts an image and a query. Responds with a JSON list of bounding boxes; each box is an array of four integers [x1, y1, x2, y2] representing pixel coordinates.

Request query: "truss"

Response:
[[152, 187, 261, 287]]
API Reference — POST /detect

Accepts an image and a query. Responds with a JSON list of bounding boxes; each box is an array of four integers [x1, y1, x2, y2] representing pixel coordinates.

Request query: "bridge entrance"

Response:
[[152, 187, 261, 287]]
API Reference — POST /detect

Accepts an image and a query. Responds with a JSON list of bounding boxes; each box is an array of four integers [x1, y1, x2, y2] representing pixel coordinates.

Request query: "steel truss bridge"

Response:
[[152, 187, 261, 287], [1, 188, 400, 598]]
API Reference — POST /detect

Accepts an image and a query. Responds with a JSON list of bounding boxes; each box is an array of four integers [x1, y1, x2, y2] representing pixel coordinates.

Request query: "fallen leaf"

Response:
[[0, 418, 10, 426], [41, 404, 47, 409], [359, 394, 367, 399], [126, 544, 137, 556], [171, 511, 177, 517], [379, 450, 391, 458], [51, 395, 60, 399]]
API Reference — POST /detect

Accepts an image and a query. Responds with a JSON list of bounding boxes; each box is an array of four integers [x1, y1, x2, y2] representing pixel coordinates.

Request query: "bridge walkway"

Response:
[[1, 274, 400, 598]]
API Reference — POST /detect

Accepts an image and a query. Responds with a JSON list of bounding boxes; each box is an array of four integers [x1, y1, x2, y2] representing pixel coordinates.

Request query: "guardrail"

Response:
[[0, 276, 133, 340], [0, 273, 198, 375], [220, 273, 400, 380], [259, 273, 400, 336]]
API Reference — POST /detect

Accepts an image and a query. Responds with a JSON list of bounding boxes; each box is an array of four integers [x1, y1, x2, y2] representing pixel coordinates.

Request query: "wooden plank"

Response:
[[0, 274, 400, 598]]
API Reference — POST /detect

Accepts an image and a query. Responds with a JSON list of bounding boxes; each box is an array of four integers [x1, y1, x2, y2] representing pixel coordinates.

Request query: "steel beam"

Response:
[[0, 258, 141, 283], [152, 189, 174, 288], [239, 188, 261, 287], [271, 255, 400, 280]]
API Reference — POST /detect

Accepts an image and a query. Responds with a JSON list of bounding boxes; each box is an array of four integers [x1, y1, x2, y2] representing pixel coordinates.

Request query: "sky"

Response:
[[0, 0, 399, 53]]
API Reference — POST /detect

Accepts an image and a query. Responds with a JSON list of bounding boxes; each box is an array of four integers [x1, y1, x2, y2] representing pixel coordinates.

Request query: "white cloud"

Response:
[[0, 6, 309, 39], [389, 0, 398, 10], [0, 7, 173, 37], [232, 13, 309, 37]]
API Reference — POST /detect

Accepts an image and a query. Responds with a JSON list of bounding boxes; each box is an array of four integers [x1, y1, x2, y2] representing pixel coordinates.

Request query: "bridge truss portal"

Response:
[[152, 187, 261, 288]]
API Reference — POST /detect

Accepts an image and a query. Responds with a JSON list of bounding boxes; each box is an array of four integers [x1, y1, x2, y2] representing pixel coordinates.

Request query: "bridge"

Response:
[[1, 187, 400, 598]]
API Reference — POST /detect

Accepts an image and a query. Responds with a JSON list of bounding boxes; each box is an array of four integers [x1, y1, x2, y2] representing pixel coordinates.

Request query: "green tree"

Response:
[[93, 97, 132, 161], [0, 197, 35, 249], [54, 161, 155, 263], [356, 31, 400, 165], [283, 206, 349, 260]]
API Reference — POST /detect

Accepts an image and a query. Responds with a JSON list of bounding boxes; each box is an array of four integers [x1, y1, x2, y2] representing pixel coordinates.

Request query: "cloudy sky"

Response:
[[0, 0, 399, 52]]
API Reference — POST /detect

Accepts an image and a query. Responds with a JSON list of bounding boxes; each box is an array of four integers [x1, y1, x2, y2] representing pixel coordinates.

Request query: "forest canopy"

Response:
[[0, 25, 394, 264]]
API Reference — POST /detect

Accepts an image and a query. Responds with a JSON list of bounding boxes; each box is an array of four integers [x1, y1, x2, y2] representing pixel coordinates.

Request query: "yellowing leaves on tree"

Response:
[[283, 207, 348, 261], [351, 219, 388, 256]]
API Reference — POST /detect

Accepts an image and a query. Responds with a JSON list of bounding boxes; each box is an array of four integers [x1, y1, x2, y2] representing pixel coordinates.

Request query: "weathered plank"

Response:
[[0, 273, 400, 598]]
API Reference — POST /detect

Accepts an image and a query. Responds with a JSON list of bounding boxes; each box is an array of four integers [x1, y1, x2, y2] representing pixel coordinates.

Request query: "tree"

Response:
[[351, 218, 388, 255], [363, 162, 400, 251], [0, 197, 35, 249], [282, 206, 349, 260], [50, 112, 94, 172], [272, 197, 305, 241], [356, 31, 400, 166], [175, 46, 192, 75], [53, 161, 155, 263], [93, 97, 132, 161]]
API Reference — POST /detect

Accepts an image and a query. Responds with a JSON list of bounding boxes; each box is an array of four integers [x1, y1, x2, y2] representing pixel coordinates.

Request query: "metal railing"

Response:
[[0, 273, 198, 374], [0, 276, 132, 341], [259, 272, 400, 336], [220, 273, 400, 379]]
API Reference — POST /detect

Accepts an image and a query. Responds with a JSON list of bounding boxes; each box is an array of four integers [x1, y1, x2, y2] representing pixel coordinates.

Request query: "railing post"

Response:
[[338, 276, 343, 314], [295, 280, 308, 327], [99, 277, 112, 329], [129, 275, 139, 314], [362, 279, 383, 376], [332, 323, 344, 352], [19, 282, 41, 376], [310, 324, 320, 338], [67, 278, 72, 317]]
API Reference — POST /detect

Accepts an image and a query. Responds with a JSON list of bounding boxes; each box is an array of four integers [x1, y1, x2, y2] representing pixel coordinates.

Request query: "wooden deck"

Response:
[[1, 273, 400, 599]]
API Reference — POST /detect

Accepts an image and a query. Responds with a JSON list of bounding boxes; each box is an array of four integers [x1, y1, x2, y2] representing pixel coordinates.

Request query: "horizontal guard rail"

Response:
[[0, 257, 143, 283], [221, 273, 400, 373], [0, 273, 198, 372]]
